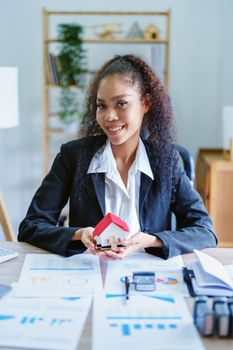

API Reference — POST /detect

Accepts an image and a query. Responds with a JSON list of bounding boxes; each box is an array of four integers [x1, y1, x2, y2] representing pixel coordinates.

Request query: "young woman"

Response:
[[18, 54, 217, 259]]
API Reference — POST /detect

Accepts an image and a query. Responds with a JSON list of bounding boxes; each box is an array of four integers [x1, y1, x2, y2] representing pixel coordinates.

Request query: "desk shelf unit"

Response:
[[42, 9, 171, 173]]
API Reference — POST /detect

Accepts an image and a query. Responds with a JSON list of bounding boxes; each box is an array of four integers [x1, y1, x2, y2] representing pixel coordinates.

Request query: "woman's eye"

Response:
[[96, 104, 105, 109], [117, 101, 128, 108]]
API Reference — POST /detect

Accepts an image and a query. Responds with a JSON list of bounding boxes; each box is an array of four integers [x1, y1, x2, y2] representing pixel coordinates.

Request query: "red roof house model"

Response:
[[93, 212, 129, 250]]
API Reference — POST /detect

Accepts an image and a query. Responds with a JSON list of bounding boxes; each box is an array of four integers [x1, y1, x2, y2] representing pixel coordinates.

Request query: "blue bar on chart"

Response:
[[0, 315, 15, 321], [146, 324, 153, 329], [49, 318, 73, 326], [109, 322, 179, 336], [157, 324, 165, 329], [20, 316, 44, 325], [122, 324, 130, 336], [134, 324, 142, 329]]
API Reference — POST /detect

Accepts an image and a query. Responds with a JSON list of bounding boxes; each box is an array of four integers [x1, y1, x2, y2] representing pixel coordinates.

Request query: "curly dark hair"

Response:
[[81, 54, 173, 143]]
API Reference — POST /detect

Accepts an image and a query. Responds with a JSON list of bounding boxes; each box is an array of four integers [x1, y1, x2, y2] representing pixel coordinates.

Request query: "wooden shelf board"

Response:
[[46, 11, 169, 16], [45, 38, 168, 44], [46, 129, 79, 136], [45, 84, 78, 90], [48, 112, 59, 116]]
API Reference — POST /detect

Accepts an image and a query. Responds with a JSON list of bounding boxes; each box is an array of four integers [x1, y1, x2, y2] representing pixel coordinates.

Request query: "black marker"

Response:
[[213, 297, 230, 337], [228, 297, 233, 337], [193, 296, 214, 336]]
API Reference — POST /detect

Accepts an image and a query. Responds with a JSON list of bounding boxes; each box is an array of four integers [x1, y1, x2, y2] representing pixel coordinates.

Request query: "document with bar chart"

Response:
[[105, 253, 188, 296], [14, 253, 102, 297], [93, 293, 204, 350], [0, 296, 92, 350]]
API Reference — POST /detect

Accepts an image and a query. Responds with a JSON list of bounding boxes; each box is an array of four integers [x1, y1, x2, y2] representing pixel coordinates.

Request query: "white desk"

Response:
[[0, 242, 233, 350]]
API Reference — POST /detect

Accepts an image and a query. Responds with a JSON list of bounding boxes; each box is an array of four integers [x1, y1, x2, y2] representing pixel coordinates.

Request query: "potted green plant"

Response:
[[58, 88, 82, 131], [57, 23, 86, 130]]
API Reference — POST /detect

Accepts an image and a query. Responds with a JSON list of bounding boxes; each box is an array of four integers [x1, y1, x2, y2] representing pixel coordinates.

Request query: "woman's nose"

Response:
[[105, 108, 118, 121]]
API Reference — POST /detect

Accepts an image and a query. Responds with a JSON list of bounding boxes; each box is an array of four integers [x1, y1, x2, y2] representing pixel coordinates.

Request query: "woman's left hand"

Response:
[[98, 232, 162, 260]]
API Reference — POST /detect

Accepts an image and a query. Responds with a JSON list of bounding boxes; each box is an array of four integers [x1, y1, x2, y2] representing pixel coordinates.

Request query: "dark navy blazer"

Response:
[[18, 136, 217, 258]]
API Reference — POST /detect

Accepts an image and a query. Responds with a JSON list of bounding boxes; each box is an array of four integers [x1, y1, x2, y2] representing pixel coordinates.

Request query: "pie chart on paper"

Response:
[[156, 277, 178, 285]]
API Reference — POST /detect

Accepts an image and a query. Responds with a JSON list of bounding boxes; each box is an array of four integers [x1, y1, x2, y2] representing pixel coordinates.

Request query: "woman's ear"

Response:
[[142, 94, 151, 113]]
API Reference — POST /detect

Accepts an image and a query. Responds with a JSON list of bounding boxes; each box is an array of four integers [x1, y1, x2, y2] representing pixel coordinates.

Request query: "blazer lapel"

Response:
[[139, 141, 160, 216], [91, 173, 105, 216], [139, 173, 153, 214]]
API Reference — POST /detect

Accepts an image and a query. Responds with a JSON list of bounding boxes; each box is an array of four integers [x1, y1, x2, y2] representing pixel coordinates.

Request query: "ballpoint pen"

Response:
[[125, 276, 130, 303]]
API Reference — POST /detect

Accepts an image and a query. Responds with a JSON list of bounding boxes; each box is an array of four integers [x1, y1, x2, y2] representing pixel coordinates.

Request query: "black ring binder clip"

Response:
[[182, 267, 196, 297]]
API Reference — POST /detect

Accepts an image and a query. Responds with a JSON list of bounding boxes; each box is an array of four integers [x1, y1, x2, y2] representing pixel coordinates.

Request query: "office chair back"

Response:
[[140, 128, 195, 182], [172, 144, 195, 230], [175, 144, 195, 184], [140, 128, 195, 184], [140, 129, 195, 231]]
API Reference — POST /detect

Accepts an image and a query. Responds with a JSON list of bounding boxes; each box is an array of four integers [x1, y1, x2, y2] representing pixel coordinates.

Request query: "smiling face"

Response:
[[96, 74, 149, 150]]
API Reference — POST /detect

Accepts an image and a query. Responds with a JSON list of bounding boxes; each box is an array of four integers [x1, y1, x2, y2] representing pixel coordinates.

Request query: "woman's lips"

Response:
[[106, 126, 124, 133]]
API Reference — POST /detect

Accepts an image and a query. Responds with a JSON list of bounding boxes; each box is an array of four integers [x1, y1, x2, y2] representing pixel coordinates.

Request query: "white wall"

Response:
[[0, 0, 233, 238]]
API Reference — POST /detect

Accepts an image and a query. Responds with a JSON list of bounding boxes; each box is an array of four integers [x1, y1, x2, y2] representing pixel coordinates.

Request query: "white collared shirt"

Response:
[[87, 138, 154, 236]]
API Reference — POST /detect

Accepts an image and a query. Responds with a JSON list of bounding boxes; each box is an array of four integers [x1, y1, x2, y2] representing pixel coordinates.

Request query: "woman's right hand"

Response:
[[71, 227, 126, 258], [71, 227, 98, 254]]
